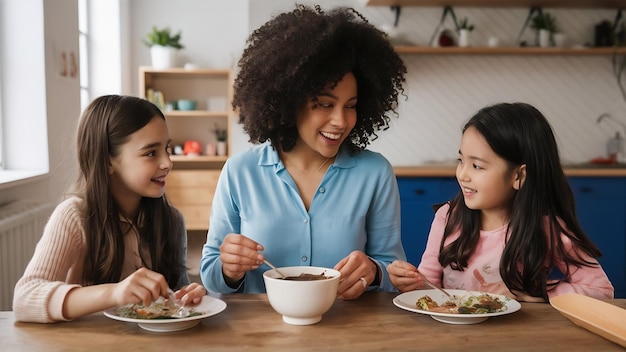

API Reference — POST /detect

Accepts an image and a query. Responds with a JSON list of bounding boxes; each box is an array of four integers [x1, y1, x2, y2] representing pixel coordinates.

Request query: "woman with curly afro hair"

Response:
[[200, 4, 407, 300]]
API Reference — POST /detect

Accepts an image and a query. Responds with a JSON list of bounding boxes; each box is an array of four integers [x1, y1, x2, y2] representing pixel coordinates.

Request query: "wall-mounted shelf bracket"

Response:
[[391, 5, 402, 26], [428, 6, 459, 46], [515, 6, 543, 46], [612, 8, 623, 43]]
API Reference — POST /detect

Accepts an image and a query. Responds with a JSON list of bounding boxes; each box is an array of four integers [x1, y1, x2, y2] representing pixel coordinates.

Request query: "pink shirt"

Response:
[[417, 203, 614, 300]]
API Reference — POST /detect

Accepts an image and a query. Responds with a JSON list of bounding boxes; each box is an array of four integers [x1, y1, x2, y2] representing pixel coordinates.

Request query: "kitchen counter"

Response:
[[1, 293, 625, 351], [394, 165, 626, 177]]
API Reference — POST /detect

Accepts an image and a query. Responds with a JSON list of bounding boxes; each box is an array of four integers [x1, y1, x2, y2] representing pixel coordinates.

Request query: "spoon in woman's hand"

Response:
[[263, 259, 287, 278]]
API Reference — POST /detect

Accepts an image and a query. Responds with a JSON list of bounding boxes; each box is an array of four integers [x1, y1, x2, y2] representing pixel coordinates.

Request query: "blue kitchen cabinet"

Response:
[[440, 178, 460, 201], [569, 177, 626, 298], [397, 177, 456, 266]]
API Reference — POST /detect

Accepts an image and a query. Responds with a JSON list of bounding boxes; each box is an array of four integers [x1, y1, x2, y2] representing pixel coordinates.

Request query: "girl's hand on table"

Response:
[[387, 260, 425, 293], [219, 234, 265, 285], [174, 282, 206, 306], [334, 250, 378, 300], [112, 267, 169, 307]]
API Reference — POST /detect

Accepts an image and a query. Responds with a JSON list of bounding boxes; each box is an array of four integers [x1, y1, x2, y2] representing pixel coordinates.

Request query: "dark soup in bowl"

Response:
[[282, 272, 331, 281]]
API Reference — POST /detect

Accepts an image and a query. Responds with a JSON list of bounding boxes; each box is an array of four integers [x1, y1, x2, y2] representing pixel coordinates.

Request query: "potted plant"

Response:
[[530, 12, 558, 47], [144, 27, 184, 69], [456, 17, 474, 48], [214, 124, 227, 156]]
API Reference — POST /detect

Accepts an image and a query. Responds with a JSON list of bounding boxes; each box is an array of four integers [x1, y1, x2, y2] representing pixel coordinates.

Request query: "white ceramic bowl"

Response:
[[263, 266, 341, 325]]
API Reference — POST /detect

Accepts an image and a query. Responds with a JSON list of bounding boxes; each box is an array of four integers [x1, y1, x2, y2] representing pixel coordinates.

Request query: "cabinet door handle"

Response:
[[414, 189, 425, 195], [578, 187, 593, 193]]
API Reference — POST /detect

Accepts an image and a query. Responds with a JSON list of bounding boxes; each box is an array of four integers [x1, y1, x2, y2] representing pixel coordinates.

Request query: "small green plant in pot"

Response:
[[214, 123, 227, 142], [530, 12, 558, 47], [456, 17, 475, 47], [144, 27, 184, 69], [457, 17, 475, 33], [144, 27, 184, 49], [214, 124, 228, 156]]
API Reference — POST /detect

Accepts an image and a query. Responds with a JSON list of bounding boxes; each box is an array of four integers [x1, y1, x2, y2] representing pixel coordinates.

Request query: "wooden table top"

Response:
[[1, 292, 624, 351]]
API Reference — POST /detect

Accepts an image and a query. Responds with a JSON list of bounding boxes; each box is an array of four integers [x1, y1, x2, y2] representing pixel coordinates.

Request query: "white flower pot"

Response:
[[216, 141, 227, 156], [538, 29, 551, 48], [458, 29, 471, 48], [150, 45, 177, 69]]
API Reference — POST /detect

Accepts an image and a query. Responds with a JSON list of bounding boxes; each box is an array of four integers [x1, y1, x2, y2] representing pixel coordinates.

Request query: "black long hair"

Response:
[[439, 102, 602, 299]]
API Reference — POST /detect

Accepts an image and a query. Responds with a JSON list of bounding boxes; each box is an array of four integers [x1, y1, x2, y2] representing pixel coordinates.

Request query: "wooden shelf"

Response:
[[140, 66, 232, 232], [170, 155, 228, 163], [165, 110, 229, 118], [394, 46, 626, 55], [365, 0, 626, 8], [139, 66, 231, 77]]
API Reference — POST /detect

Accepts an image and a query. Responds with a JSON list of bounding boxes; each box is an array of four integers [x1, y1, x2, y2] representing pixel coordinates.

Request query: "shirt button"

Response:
[[319, 187, 325, 193], [304, 219, 308, 223], [301, 256, 308, 262]]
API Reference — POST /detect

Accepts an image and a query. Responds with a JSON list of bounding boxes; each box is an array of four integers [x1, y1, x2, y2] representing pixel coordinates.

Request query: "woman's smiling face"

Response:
[[294, 72, 358, 158]]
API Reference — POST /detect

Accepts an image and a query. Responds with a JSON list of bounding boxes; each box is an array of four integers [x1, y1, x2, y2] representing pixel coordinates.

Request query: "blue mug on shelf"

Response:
[[177, 99, 196, 111]]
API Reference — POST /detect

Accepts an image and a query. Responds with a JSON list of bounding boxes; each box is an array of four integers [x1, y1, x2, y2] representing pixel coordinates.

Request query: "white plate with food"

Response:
[[104, 295, 227, 332], [393, 289, 521, 324]]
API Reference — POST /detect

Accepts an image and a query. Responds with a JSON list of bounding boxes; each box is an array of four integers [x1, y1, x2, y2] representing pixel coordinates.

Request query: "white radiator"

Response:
[[0, 201, 54, 311]]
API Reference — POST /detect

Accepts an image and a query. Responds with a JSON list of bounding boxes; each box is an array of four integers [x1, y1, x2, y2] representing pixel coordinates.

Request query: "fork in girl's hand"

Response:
[[167, 288, 190, 318]]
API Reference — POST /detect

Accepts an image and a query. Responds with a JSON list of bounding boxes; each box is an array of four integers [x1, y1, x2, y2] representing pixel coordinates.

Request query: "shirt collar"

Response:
[[257, 142, 357, 170]]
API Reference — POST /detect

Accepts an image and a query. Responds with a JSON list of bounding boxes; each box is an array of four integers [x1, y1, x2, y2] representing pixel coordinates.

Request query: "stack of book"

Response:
[[145, 88, 165, 110]]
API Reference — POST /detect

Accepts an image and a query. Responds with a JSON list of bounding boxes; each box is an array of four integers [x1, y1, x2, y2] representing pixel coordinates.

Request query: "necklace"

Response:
[[315, 157, 332, 173], [284, 156, 332, 174]]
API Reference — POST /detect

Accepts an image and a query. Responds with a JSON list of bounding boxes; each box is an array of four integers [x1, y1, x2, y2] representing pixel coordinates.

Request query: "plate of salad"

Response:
[[104, 295, 226, 332], [393, 289, 521, 324]]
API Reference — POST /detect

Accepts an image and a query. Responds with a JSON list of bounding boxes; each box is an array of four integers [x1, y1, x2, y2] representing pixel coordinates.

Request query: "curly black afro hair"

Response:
[[232, 4, 407, 153]]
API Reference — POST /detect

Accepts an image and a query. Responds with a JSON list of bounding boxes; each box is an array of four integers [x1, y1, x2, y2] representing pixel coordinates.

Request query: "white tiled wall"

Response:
[[361, 7, 626, 166], [370, 53, 625, 165]]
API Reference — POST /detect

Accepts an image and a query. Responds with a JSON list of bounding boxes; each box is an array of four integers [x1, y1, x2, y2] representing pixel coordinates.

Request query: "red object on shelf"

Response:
[[439, 30, 455, 47], [183, 140, 202, 156], [590, 155, 617, 165]]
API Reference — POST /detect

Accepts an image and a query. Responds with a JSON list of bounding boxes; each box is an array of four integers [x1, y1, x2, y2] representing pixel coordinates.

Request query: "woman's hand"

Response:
[[387, 260, 425, 293], [173, 282, 206, 306], [334, 250, 378, 300], [219, 233, 265, 285], [111, 267, 169, 307]]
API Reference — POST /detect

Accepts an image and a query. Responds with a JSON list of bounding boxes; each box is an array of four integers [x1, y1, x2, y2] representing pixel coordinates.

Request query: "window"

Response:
[[0, 1, 48, 187], [79, 0, 90, 110], [0, 68, 4, 170]]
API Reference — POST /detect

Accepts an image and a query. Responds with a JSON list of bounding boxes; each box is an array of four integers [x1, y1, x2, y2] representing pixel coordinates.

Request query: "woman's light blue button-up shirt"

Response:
[[200, 143, 405, 293]]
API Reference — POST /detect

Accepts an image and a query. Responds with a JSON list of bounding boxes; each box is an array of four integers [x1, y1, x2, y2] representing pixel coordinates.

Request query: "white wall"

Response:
[[128, 0, 249, 86], [126, 1, 626, 165], [42, 0, 81, 202]]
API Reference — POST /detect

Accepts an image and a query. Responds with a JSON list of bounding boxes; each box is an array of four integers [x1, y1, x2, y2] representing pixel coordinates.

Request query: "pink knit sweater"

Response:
[[417, 204, 614, 300], [13, 197, 189, 323]]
